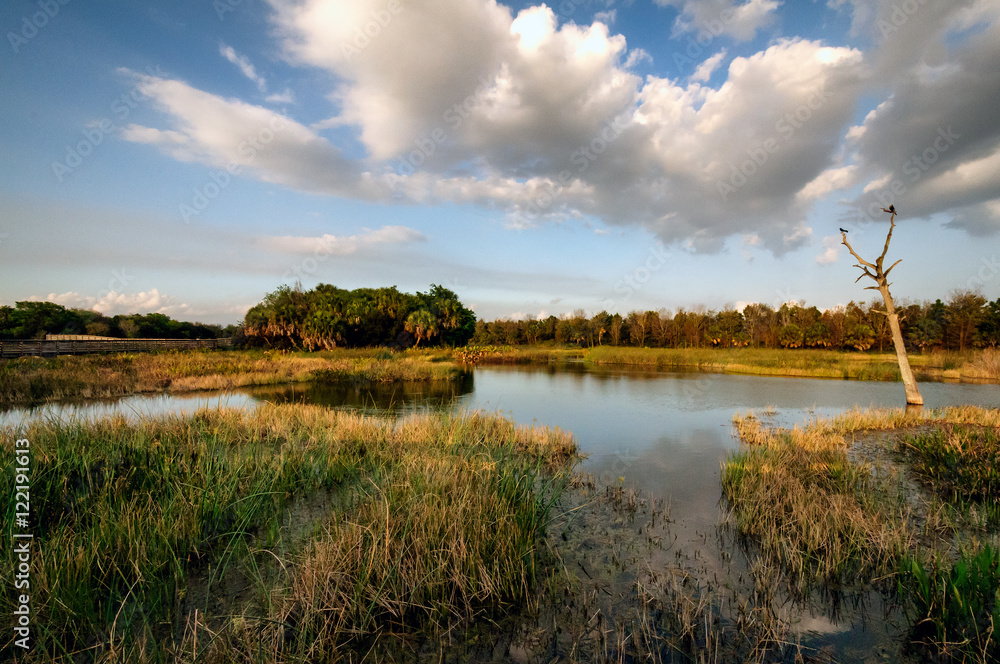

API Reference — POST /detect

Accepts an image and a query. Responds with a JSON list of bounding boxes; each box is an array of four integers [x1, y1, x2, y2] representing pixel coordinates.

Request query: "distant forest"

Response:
[[0, 301, 234, 340], [473, 291, 1000, 352], [4, 288, 998, 353]]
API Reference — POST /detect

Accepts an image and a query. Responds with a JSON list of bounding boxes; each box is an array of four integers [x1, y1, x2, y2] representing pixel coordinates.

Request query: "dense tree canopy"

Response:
[[241, 284, 475, 350], [0, 301, 231, 340], [473, 291, 1000, 353]]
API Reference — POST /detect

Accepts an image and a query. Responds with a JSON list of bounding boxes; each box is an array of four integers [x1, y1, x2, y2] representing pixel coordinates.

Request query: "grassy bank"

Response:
[[585, 346, 1000, 383], [0, 348, 462, 405], [454, 344, 585, 364], [1, 405, 576, 662], [723, 406, 1000, 662]]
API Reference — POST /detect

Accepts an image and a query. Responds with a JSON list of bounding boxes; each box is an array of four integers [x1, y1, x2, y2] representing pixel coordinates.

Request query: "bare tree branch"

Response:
[[842, 207, 922, 405]]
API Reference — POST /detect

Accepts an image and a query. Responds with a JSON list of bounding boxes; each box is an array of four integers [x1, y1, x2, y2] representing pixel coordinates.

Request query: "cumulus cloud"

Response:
[[658, 0, 782, 42], [842, 9, 1000, 233], [118, 0, 998, 255], [35, 289, 191, 317]]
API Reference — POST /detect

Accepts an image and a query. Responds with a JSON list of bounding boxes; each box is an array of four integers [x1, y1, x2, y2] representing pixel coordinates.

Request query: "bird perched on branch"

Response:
[[880, 205, 896, 214], [839, 227, 849, 233]]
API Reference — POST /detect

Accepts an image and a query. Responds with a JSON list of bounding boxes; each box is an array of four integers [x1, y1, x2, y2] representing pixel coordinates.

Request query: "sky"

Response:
[[2, 0, 999, 326]]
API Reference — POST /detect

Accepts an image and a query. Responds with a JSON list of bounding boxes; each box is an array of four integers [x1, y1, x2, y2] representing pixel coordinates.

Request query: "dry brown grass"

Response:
[[0, 349, 462, 404]]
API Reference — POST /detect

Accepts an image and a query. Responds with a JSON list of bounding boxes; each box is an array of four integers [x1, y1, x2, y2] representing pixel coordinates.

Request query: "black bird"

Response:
[[839, 227, 849, 233], [881, 205, 896, 214]]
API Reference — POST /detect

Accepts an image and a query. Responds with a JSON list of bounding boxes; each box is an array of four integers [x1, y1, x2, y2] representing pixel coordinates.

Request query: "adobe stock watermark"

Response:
[[51, 66, 166, 183], [716, 86, 833, 202], [670, 7, 744, 72], [839, 125, 961, 233], [601, 241, 672, 312], [963, 254, 1000, 293], [282, 234, 347, 283], [179, 115, 289, 223], [395, 75, 497, 177], [876, 0, 934, 39], [7, 0, 71, 54], [340, 0, 404, 63], [507, 114, 629, 229], [212, 0, 245, 21], [95, 267, 136, 307]]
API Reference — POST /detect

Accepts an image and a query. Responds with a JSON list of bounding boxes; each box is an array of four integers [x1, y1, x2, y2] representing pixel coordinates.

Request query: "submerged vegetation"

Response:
[[0, 405, 576, 662], [724, 406, 1000, 662]]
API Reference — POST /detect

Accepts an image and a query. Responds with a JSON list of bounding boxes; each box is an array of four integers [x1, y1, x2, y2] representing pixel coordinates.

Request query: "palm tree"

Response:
[[405, 309, 438, 347]]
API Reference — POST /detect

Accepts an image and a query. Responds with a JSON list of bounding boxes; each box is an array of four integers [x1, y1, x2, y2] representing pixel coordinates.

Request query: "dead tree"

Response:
[[840, 208, 923, 406]]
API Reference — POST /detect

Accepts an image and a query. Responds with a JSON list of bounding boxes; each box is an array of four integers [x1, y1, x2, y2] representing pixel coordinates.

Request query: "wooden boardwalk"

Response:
[[0, 338, 232, 359]]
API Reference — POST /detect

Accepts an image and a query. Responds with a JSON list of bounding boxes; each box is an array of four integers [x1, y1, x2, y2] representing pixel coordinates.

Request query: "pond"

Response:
[[3, 365, 998, 660]]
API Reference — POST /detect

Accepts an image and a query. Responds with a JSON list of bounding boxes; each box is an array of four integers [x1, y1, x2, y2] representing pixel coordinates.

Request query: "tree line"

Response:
[[473, 291, 1000, 352], [0, 301, 233, 340], [241, 283, 476, 350]]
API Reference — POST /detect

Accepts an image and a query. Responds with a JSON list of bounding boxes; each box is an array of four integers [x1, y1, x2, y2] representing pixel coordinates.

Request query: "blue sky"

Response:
[[2, 0, 999, 325]]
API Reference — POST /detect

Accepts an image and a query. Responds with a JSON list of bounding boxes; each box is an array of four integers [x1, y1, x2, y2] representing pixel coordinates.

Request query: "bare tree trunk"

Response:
[[880, 286, 923, 405], [841, 209, 923, 406]]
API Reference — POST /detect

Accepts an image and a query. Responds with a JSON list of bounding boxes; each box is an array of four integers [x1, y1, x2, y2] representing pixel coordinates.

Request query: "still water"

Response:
[[4, 366, 998, 534], [3, 366, 997, 660]]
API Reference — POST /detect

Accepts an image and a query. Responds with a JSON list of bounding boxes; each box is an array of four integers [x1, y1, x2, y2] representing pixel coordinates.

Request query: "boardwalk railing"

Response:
[[0, 338, 232, 359]]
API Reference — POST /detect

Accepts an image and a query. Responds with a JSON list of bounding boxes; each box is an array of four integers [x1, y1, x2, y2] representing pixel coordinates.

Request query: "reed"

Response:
[[723, 415, 913, 590], [584, 346, 1000, 383], [726, 405, 1000, 661], [0, 349, 462, 404], [0, 405, 576, 662]]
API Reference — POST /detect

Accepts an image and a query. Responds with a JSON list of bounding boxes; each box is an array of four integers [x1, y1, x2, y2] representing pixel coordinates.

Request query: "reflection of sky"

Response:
[[0, 392, 259, 430]]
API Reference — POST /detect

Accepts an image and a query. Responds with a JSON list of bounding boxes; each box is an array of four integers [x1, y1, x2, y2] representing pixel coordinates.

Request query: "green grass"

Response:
[[722, 415, 911, 590], [1, 405, 576, 662], [725, 406, 1000, 662], [901, 545, 1000, 661], [0, 348, 463, 404], [584, 346, 1000, 383], [899, 426, 1000, 504]]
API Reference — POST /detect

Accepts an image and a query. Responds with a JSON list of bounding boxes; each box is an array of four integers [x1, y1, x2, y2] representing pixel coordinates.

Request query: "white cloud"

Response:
[[121, 2, 901, 254], [844, 10, 1000, 233], [265, 89, 295, 104], [659, 0, 782, 42], [816, 235, 842, 264], [220, 43, 267, 92], [257, 225, 426, 255], [690, 49, 727, 82], [624, 48, 653, 68], [35, 289, 191, 317], [797, 165, 857, 202], [119, 72, 375, 198]]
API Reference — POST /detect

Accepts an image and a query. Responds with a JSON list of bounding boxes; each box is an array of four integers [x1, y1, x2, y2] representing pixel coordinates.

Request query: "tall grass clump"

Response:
[[723, 413, 914, 591], [0, 405, 575, 662], [273, 415, 573, 659], [900, 425, 1000, 504]]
